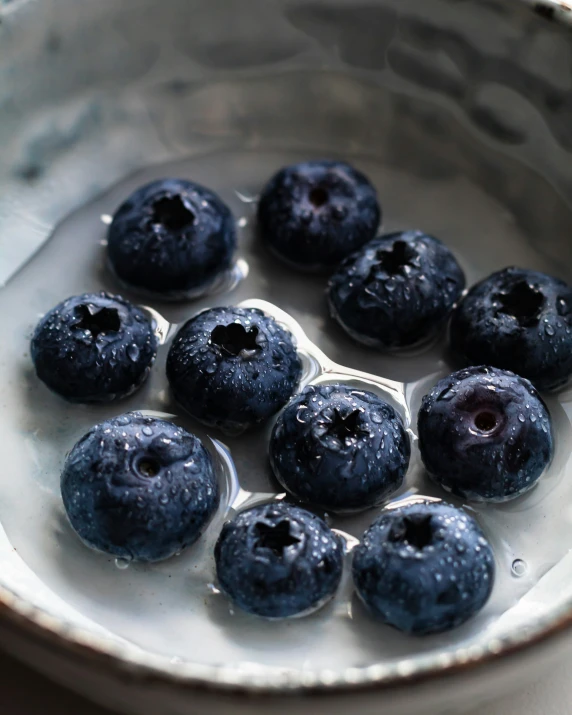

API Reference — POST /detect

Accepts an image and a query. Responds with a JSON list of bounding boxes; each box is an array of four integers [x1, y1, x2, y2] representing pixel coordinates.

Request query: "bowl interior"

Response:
[[2, 0, 572, 688]]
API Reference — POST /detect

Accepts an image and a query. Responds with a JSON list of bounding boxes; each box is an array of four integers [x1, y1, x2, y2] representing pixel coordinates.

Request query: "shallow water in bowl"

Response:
[[1, 146, 572, 672]]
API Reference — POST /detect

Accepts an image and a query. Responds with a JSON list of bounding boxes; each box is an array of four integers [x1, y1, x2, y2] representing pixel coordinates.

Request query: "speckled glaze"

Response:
[[3, 2, 572, 715]]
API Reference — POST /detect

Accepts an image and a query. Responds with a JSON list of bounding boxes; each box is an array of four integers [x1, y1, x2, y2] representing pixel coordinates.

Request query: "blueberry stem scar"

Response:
[[308, 186, 329, 208], [210, 323, 261, 356], [474, 410, 498, 433], [254, 520, 300, 556], [497, 281, 544, 323], [73, 305, 121, 338], [374, 240, 417, 276], [151, 195, 195, 231], [326, 408, 364, 442], [390, 515, 433, 550], [136, 457, 161, 478]]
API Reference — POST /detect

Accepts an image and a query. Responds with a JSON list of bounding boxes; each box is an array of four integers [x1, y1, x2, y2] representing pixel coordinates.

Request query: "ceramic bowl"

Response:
[[2, 1, 572, 714]]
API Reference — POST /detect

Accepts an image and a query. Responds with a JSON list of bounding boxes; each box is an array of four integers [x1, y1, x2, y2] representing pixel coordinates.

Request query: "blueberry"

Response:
[[270, 384, 410, 512], [215, 502, 343, 618], [418, 366, 553, 502], [107, 179, 236, 299], [352, 500, 495, 635], [450, 267, 572, 390], [166, 306, 302, 432], [257, 160, 380, 271], [61, 412, 219, 562], [328, 230, 465, 349], [31, 292, 158, 403]]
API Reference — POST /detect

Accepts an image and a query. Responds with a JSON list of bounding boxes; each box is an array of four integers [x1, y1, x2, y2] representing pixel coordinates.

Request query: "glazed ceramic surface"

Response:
[[2, 1, 572, 714]]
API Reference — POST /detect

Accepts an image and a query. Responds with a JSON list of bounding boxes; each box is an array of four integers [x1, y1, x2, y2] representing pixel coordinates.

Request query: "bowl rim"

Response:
[[2, 0, 572, 700], [1, 565, 572, 697]]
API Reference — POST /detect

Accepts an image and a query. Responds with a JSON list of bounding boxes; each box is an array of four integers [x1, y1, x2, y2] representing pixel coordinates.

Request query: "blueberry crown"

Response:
[[150, 193, 196, 232], [389, 514, 434, 550], [253, 519, 300, 556], [210, 323, 261, 357], [324, 408, 366, 442], [372, 240, 418, 277], [496, 280, 544, 325], [72, 304, 121, 339]]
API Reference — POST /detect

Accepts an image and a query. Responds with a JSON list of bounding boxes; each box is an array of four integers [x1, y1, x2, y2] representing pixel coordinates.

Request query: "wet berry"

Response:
[[61, 412, 219, 562], [215, 502, 343, 617], [166, 306, 302, 433], [31, 292, 158, 402], [418, 366, 553, 502], [108, 178, 236, 299], [258, 160, 380, 271], [270, 384, 410, 511], [450, 267, 572, 390], [353, 499, 495, 634], [328, 230, 465, 349]]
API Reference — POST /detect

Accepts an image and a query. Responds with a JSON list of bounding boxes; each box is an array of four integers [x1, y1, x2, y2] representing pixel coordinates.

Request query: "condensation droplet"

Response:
[[115, 558, 131, 570], [511, 559, 527, 577], [127, 344, 140, 362]]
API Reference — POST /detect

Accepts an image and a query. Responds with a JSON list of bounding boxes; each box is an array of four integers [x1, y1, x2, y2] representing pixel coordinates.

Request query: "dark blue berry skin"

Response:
[[270, 384, 410, 512], [166, 306, 302, 433], [352, 500, 495, 635], [61, 412, 219, 562], [418, 366, 553, 502], [107, 179, 236, 299], [257, 160, 381, 271], [31, 292, 158, 403], [328, 230, 465, 349], [450, 267, 572, 390], [215, 502, 343, 618]]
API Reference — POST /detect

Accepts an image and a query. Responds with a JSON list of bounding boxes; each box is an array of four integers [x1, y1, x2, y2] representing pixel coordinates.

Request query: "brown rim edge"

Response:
[[1, 584, 572, 698]]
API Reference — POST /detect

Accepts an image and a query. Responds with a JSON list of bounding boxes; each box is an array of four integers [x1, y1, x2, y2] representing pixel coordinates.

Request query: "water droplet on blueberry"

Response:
[[127, 344, 140, 362]]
